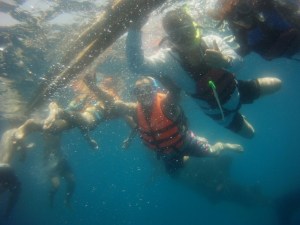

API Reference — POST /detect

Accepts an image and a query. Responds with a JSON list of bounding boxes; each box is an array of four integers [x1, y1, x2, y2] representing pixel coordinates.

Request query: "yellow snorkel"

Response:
[[193, 21, 201, 40], [183, 5, 202, 41]]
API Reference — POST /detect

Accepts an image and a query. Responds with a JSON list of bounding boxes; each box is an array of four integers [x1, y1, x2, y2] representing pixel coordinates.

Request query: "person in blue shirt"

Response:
[[210, 0, 300, 60]]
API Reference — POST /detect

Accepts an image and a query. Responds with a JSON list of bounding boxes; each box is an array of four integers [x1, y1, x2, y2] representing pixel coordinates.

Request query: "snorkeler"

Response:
[[126, 8, 281, 139], [210, 0, 300, 60], [87, 76, 243, 175], [0, 119, 41, 218], [43, 73, 137, 150]]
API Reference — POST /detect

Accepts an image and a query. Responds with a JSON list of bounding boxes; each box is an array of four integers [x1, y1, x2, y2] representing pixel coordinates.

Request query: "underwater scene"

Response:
[[0, 0, 300, 225]]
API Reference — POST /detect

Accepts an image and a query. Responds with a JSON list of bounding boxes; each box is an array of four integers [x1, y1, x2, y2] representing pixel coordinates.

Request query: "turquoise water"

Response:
[[1, 1, 300, 224], [1, 53, 299, 225]]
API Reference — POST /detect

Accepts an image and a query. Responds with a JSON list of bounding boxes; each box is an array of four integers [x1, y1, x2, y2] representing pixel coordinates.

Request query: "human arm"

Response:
[[122, 127, 138, 149], [126, 22, 175, 75], [122, 116, 138, 149], [80, 130, 99, 151], [83, 73, 115, 107]]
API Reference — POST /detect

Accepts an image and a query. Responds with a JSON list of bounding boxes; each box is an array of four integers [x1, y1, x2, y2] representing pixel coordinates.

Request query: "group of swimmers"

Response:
[[0, 0, 299, 223]]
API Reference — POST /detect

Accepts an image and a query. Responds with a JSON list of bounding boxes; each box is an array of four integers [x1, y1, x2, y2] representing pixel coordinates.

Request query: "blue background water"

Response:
[[1, 0, 300, 221], [1, 51, 299, 225]]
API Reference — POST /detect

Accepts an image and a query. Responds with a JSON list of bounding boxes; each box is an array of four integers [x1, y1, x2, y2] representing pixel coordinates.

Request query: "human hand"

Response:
[[204, 40, 231, 68], [43, 102, 62, 130]]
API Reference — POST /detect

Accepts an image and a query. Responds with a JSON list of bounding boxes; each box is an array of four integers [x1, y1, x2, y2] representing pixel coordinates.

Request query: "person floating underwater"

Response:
[[209, 0, 300, 61], [0, 119, 41, 218], [89, 76, 244, 175], [43, 73, 137, 150], [126, 8, 282, 138]]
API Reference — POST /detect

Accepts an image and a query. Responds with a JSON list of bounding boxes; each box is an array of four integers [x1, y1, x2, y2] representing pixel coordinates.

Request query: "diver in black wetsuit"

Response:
[[0, 164, 21, 219]]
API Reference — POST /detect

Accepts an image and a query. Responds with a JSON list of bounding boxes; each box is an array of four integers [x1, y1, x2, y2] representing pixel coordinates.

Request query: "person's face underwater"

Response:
[[134, 83, 155, 106]]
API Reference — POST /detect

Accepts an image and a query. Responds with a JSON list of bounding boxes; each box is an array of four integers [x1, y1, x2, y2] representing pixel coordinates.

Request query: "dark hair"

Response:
[[162, 9, 194, 33]]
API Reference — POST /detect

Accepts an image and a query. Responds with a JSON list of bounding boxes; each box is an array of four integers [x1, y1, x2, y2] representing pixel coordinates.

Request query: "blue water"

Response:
[[1, 0, 300, 222], [1, 51, 299, 225]]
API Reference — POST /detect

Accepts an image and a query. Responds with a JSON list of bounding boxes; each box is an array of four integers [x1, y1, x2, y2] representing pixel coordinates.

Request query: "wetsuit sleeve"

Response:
[[126, 29, 173, 76], [203, 35, 243, 71], [126, 29, 146, 73]]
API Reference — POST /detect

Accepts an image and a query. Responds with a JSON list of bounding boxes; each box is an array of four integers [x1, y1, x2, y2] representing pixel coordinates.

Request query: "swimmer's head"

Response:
[[134, 77, 158, 106], [162, 9, 200, 49]]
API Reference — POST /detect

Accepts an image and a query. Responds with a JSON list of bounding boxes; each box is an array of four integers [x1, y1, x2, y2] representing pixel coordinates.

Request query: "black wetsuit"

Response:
[[0, 165, 21, 218]]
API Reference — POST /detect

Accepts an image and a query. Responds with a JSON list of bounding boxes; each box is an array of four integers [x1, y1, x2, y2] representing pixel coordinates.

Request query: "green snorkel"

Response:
[[208, 80, 225, 121]]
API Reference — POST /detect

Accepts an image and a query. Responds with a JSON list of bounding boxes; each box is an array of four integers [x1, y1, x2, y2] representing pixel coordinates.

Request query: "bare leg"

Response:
[[64, 173, 76, 209], [49, 176, 60, 208], [14, 119, 43, 141], [236, 116, 255, 139]]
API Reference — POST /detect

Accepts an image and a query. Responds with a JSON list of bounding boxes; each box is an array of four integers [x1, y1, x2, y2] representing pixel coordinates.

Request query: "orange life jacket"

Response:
[[137, 93, 185, 153]]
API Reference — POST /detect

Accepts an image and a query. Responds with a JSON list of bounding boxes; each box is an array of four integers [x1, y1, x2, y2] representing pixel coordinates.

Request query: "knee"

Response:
[[227, 113, 255, 139]]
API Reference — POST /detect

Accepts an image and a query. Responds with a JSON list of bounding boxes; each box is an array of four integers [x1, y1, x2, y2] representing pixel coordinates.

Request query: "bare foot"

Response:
[[222, 143, 244, 152], [43, 102, 61, 130], [211, 142, 244, 154]]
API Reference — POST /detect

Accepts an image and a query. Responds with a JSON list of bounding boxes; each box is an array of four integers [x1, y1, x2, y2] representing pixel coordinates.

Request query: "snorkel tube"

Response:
[[208, 80, 225, 121]]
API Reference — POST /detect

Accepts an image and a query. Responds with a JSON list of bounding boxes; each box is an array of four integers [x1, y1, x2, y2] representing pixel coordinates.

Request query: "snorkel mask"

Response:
[[134, 77, 159, 106]]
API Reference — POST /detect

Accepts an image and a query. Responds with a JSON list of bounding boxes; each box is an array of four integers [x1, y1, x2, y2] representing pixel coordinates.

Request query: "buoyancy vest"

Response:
[[137, 93, 185, 153], [194, 69, 236, 107], [177, 44, 237, 108]]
